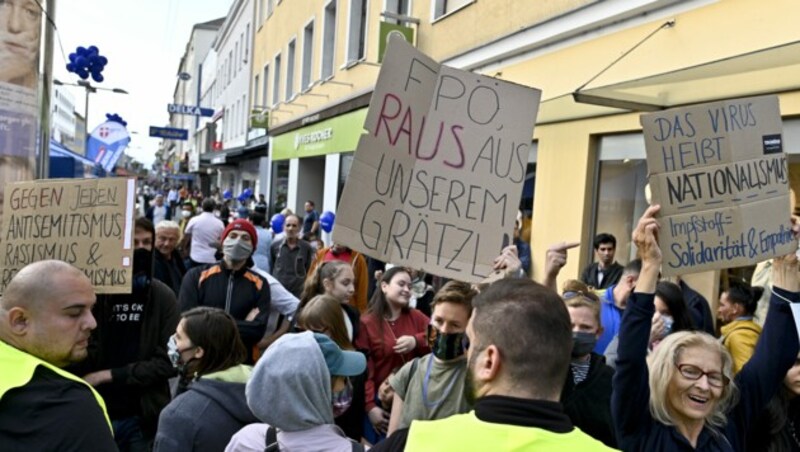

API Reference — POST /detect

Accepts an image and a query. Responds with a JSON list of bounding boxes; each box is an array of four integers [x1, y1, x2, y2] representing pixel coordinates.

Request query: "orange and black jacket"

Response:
[[179, 261, 271, 349]]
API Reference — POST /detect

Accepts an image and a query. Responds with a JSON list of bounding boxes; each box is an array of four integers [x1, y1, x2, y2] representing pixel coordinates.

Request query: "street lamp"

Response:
[[53, 78, 129, 143]]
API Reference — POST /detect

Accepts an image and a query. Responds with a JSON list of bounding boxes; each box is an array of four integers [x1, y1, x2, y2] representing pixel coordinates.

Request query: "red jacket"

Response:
[[355, 309, 430, 412]]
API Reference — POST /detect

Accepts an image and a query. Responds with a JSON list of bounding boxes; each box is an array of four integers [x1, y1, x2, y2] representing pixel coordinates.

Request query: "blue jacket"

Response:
[[612, 289, 799, 451], [594, 285, 622, 354]]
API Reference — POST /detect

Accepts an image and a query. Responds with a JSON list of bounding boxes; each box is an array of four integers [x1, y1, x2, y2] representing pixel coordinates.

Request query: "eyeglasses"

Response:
[[676, 364, 730, 388]]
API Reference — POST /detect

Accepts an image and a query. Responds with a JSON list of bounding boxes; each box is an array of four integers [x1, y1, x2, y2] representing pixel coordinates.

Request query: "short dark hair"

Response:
[[471, 278, 571, 397], [655, 281, 695, 332], [250, 211, 266, 228], [623, 258, 642, 277], [135, 217, 154, 241], [181, 307, 247, 376], [202, 198, 216, 212], [306, 200, 315, 207], [725, 282, 764, 316], [593, 233, 616, 250]]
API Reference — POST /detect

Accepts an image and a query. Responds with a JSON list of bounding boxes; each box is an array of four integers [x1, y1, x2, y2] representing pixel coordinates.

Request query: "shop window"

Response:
[[286, 39, 296, 100], [346, 0, 368, 63], [594, 134, 649, 264], [271, 160, 290, 214], [338, 152, 354, 204], [321, 1, 337, 79], [302, 21, 314, 90]]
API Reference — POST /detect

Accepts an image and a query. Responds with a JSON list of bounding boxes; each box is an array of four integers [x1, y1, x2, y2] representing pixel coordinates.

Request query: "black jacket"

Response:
[[580, 262, 624, 289], [154, 249, 187, 297], [680, 279, 716, 336], [71, 279, 179, 438], [179, 261, 271, 349], [561, 353, 616, 448]]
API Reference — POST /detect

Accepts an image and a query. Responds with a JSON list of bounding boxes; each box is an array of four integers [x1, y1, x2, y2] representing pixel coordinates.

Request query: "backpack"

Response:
[[265, 426, 365, 452]]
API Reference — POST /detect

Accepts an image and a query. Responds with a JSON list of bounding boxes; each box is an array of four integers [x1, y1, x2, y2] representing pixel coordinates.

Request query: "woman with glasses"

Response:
[[613, 205, 800, 451], [386, 281, 477, 436]]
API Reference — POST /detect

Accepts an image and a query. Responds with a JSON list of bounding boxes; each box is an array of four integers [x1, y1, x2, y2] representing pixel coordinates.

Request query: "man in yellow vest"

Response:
[[0, 260, 117, 450], [373, 278, 616, 451]]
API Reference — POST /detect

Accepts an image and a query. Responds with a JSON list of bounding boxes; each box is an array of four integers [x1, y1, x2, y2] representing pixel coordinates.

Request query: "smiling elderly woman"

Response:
[[612, 205, 800, 451]]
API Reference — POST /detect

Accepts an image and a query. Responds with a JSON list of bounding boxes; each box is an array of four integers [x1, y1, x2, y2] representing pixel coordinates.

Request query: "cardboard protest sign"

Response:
[[0, 178, 136, 293], [642, 96, 795, 276], [334, 35, 541, 282]]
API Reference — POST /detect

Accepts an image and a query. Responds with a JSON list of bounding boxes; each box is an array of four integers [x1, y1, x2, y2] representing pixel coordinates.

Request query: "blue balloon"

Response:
[[68, 52, 77, 62], [271, 214, 285, 234], [99, 56, 108, 65], [75, 56, 87, 68], [66, 63, 74, 72], [223, 189, 233, 200], [320, 211, 335, 233], [76, 46, 87, 55]]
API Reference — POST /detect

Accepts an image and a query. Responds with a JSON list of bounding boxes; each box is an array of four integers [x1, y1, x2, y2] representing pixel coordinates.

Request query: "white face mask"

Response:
[[181, 210, 192, 219], [223, 237, 253, 261]]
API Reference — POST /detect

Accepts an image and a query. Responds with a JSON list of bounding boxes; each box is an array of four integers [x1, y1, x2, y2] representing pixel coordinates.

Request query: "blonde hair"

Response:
[[647, 331, 739, 429]]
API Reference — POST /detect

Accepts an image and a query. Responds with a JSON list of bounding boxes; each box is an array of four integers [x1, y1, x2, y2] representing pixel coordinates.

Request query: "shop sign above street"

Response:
[[167, 103, 214, 117]]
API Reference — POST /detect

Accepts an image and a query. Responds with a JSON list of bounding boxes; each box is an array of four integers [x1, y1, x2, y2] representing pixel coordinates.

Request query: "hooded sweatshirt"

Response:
[[154, 364, 258, 452], [225, 332, 358, 452]]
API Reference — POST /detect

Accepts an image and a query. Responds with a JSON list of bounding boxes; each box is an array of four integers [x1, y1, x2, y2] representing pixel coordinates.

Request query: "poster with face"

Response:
[[0, 0, 42, 221]]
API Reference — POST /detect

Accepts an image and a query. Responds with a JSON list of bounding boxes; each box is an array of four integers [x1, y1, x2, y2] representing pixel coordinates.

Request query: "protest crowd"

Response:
[[2, 178, 800, 452]]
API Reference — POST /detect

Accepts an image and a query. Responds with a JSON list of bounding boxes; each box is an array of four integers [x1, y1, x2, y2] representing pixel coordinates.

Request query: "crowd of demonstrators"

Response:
[[153, 307, 257, 451], [718, 282, 764, 373], [387, 281, 477, 435], [296, 295, 367, 442], [308, 243, 369, 313], [0, 261, 117, 451], [356, 267, 432, 442], [271, 214, 314, 298], [225, 332, 367, 451], [179, 219, 271, 359], [69, 218, 179, 451], [580, 233, 625, 290], [613, 205, 800, 451]]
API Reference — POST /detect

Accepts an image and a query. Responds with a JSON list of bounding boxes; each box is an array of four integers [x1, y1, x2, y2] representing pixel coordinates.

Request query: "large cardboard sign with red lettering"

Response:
[[334, 36, 541, 282], [0, 178, 136, 293], [642, 96, 796, 276]]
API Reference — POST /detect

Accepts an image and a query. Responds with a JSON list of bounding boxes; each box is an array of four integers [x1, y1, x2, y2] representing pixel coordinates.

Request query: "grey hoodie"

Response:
[[228, 332, 359, 452]]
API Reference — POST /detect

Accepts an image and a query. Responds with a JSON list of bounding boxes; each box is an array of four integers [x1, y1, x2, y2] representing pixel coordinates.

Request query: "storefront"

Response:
[[270, 107, 368, 218]]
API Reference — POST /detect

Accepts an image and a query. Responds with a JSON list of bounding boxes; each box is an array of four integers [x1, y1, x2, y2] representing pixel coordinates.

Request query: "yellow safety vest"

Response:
[[405, 411, 617, 451], [0, 340, 112, 431]]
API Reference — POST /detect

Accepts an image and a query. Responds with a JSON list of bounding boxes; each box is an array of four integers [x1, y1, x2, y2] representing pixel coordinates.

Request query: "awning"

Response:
[[562, 40, 800, 122], [50, 139, 96, 166]]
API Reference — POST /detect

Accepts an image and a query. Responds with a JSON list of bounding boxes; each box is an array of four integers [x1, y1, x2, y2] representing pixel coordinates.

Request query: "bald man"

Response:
[[0, 260, 117, 451]]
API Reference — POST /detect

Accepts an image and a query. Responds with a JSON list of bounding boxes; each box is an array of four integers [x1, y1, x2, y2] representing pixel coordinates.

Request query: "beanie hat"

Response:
[[221, 219, 258, 248]]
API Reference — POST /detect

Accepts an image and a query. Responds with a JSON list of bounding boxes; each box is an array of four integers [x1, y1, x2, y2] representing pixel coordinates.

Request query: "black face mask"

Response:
[[571, 331, 597, 358], [133, 248, 153, 291], [427, 324, 467, 361]]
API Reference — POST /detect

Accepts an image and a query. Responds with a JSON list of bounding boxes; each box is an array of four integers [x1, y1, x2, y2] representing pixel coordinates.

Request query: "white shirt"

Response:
[[185, 212, 225, 264], [152, 205, 167, 225]]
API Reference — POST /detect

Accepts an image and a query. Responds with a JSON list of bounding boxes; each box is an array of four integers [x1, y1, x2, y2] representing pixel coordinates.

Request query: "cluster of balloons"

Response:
[[66, 46, 108, 83], [105, 113, 127, 127], [238, 188, 254, 203], [268, 211, 335, 234]]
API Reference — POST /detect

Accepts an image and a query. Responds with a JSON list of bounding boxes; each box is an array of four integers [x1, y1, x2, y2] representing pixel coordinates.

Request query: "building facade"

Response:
[[51, 85, 77, 151]]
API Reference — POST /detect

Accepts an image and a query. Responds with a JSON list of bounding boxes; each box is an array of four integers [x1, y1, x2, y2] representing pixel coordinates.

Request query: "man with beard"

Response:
[[153, 220, 186, 297], [373, 278, 613, 451], [179, 219, 271, 357], [71, 218, 180, 451], [0, 260, 117, 451]]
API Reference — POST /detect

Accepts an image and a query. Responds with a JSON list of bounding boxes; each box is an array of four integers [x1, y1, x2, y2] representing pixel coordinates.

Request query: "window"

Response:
[[258, 0, 266, 24], [286, 39, 296, 100], [235, 41, 240, 73], [385, 0, 410, 24], [302, 21, 314, 90], [433, 0, 472, 20], [346, 0, 368, 63], [241, 94, 246, 134], [228, 51, 233, 85], [262, 65, 270, 106], [267, 0, 274, 17], [272, 54, 282, 106], [244, 25, 250, 63], [321, 1, 336, 79], [254, 74, 260, 108]]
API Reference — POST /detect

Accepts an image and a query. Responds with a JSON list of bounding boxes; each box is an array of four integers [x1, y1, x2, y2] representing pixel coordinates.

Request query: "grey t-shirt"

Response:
[[389, 354, 470, 431]]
